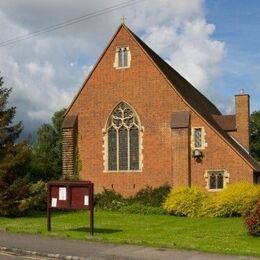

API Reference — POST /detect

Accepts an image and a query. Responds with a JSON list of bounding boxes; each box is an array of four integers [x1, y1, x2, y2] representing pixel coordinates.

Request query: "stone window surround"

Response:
[[113, 46, 131, 69], [204, 169, 230, 191], [191, 126, 207, 150], [102, 101, 144, 172]]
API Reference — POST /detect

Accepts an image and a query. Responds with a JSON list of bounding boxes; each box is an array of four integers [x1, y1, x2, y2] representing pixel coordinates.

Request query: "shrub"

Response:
[[95, 184, 171, 211], [0, 177, 30, 217], [26, 181, 47, 211], [94, 188, 126, 210], [245, 200, 260, 236], [201, 182, 260, 217], [119, 204, 165, 215], [132, 184, 171, 207], [163, 186, 208, 217]]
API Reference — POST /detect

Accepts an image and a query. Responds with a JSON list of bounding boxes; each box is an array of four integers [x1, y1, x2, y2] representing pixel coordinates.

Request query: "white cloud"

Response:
[[0, 0, 226, 134], [134, 5, 225, 91]]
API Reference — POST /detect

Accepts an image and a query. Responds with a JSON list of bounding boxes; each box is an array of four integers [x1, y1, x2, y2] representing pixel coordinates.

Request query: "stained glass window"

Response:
[[107, 102, 140, 171], [130, 126, 139, 170], [108, 128, 117, 170], [119, 127, 128, 170]]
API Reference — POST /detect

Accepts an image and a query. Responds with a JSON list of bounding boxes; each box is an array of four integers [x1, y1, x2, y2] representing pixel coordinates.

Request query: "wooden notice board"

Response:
[[47, 181, 94, 235]]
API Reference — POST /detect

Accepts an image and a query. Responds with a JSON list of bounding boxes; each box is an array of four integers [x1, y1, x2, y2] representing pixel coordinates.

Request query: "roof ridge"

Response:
[[125, 26, 222, 116], [125, 26, 259, 171]]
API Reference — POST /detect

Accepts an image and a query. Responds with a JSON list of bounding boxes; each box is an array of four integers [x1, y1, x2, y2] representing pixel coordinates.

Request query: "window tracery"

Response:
[[106, 102, 141, 171]]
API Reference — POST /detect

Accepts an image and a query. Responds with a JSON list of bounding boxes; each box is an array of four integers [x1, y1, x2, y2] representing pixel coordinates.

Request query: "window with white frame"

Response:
[[194, 128, 202, 148], [204, 170, 229, 190], [105, 102, 141, 171], [192, 127, 206, 149], [114, 46, 131, 69]]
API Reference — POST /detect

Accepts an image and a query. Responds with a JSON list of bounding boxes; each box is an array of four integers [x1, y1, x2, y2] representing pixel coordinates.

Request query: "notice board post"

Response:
[[47, 181, 94, 235]]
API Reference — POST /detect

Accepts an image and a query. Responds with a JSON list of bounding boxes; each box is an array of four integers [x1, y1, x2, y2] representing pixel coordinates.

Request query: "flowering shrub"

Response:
[[201, 182, 260, 217], [245, 200, 260, 236], [163, 186, 208, 217]]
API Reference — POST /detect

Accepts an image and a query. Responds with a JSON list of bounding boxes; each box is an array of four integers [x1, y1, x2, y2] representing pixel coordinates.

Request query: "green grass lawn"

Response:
[[0, 210, 259, 256]]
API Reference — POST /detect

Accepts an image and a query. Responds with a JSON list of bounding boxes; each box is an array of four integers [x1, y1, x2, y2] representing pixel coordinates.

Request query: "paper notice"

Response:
[[51, 198, 57, 207], [84, 195, 89, 206], [59, 187, 67, 200]]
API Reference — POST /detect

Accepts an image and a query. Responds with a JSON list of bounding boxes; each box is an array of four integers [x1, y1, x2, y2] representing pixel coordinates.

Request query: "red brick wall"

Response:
[[234, 94, 250, 150], [190, 114, 253, 189], [66, 26, 254, 195], [62, 128, 74, 176], [172, 128, 191, 187]]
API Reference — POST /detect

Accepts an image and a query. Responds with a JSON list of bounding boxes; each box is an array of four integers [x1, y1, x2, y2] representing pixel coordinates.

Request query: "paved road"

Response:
[[0, 232, 258, 260], [0, 251, 48, 259]]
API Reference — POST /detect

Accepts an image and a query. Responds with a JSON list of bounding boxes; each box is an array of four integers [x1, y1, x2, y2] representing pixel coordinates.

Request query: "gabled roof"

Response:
[[125, 26, 260, 171], [65, 24, 260, 172]]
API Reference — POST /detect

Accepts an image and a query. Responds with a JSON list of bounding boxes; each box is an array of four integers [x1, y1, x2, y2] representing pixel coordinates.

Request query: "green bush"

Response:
[[163, 186, 208, 217], [131, 184, 171, 207], [0, 177, 30, 217], [245, 200, 260, 236], [201, 183, 260, 217], [119, 204, 165, 215], [94, 188, 126, 210], [26, 181, 47, 211], [94, 185, 171, 212]]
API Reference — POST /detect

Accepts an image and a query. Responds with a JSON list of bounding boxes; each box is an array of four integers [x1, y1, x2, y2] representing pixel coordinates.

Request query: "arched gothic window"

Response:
[[106, 102, 141, 171]]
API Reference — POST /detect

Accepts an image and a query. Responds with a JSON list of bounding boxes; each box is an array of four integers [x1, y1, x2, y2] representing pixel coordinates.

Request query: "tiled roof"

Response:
[[171, 111, 190, 129], [212, 115, 236, 131], [126, 26, 260, 171], [62, 115, 77, 129]]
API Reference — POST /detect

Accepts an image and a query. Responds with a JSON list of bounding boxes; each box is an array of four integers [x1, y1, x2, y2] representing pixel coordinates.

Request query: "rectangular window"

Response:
[[208, 171, 225, 190], [114, 46, 131, 69], [118, 49, 123, 67], [118, 47, 128, 68], [194, 128, 202, 148]]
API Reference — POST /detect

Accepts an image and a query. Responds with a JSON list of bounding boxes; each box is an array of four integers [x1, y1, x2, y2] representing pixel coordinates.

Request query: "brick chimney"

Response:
[[235, 90, 250, 151]]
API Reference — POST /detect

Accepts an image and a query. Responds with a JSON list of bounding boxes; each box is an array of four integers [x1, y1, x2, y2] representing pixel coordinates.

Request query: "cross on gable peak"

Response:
[[121, 16, 127, 24]]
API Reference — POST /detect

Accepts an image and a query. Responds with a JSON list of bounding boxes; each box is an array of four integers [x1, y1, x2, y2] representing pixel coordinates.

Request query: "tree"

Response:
[[0, 75, 23, 152], [0, 73, 31, 216], [250, 110, 260, 161], [30, 108, 66, 181]]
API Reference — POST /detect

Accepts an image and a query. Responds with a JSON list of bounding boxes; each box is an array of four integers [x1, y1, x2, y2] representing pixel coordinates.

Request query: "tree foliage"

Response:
[[250, 110, 260, 161], [30, 108, 66, 181], [0, 73, 31, 216], [0, 75, 23, 152]]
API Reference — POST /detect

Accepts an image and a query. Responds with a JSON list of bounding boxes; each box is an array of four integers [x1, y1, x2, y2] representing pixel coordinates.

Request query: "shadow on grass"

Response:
[[69, 227, 122, 234]]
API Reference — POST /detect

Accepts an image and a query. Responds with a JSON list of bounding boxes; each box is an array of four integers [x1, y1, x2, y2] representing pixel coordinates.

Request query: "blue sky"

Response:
[[0, 0, 259, 137], [205, 0, 260, 111]]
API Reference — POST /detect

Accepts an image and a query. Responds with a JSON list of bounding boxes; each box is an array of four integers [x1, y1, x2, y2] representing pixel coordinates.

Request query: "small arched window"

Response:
[[106, 102, 141, 171]]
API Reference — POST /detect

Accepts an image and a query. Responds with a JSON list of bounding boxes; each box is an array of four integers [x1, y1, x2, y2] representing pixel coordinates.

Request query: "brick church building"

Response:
[[62, 24, 260, 195]]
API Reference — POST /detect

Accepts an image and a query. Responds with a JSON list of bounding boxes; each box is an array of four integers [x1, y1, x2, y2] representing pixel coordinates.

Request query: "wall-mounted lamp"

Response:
[[192, 149, 203, 159]]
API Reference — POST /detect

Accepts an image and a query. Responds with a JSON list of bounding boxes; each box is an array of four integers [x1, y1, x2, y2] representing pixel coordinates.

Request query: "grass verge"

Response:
[[0, 210, 259, 256]]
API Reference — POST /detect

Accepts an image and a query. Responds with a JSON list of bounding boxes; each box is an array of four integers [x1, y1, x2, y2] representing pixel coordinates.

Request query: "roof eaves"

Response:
[[124, 26, 259, 172]]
